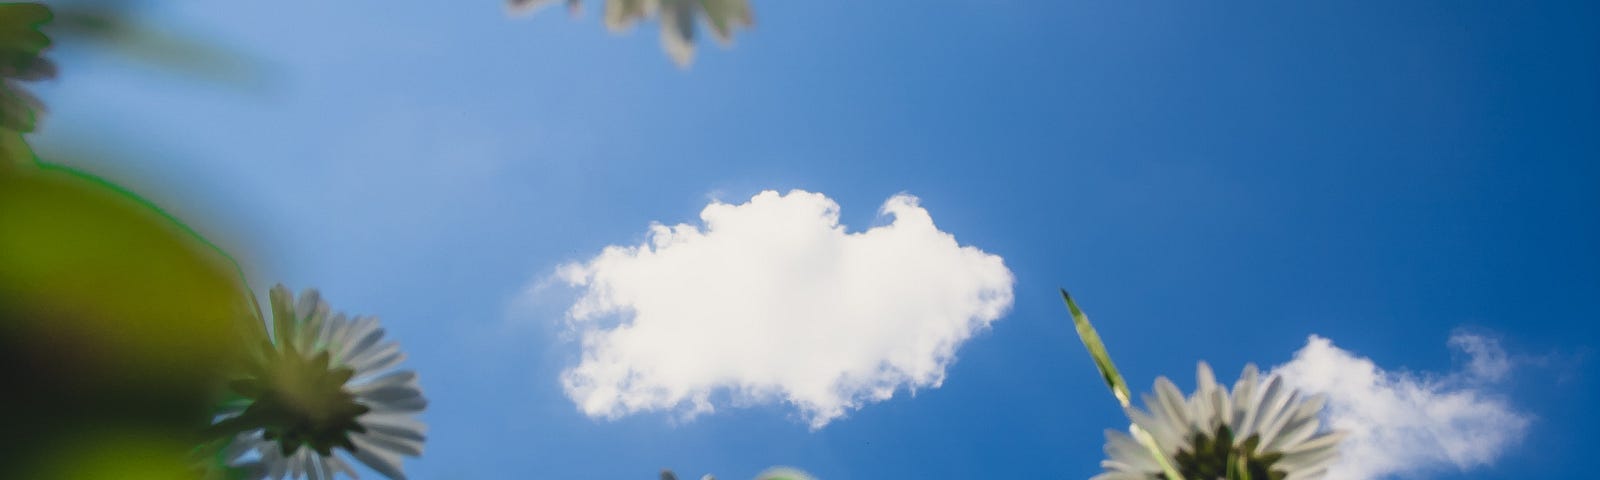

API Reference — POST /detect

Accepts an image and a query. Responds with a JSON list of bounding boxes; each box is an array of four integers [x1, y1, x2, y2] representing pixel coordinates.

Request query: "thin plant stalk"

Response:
[[1060, 289, 1186, 480]]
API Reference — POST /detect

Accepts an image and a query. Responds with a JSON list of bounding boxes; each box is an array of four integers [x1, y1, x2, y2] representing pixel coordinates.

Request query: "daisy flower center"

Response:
[[1165, 425, 1287, 480], [226, 349, 370, 457]]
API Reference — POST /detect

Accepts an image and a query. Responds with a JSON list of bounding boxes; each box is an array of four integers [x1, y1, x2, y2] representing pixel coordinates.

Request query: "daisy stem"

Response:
[[1060, 289, 1186, 480], [1226, 447, 1240, 479]]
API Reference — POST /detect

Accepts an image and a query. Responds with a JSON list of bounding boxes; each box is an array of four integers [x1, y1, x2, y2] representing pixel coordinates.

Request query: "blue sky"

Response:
[[32, 0, 1599, 478]]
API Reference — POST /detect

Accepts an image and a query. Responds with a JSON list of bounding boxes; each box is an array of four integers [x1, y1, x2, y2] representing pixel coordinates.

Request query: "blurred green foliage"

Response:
[[0, 2, 53, 132], [2, 1, 778, 477], [26, 431, 199, 479], [1, 130, 260, 478], [1, 6, 259, 471], [1, 4, 276, 478], [48, 0, 262, 85]]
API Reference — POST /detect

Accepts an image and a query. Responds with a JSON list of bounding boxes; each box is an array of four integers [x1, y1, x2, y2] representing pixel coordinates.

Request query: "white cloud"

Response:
[[552, 190, 1013, 428], [1271, 332, 1531, 479], [1448, 332, 1512, 382]]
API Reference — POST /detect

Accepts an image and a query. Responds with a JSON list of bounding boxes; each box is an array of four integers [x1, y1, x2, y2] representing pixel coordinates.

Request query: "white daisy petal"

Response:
[[1196, 362, 1217, 393], [327, 317, 356, 359], [331, 317, 371, 361], [222, 432, 261, 463], [1283, 469, 1327, 480], [1232, 364, 1260, 426], [363, 422, 427, 443], [1295, 393, 1328, 420], [345, 342, 402, 375], [1280, 430, 1347, 457], [360, 412, 428, 437], [348, 434, 409, 480], [1102, 430, 1160, 471], [293, 289, 319, 323], [287, 450, 308, 479], [1279, 439, 1343, 474], [1267, 413, 1322, 453], [354, 430, 425, 457], [1240, 374, 1284, 439], [365, 390, 428, 412], [324, 454, 359, 479], [346, 324, 386, 360], [1125, 405, 1180, 455], [1153, 377, 1192, 434], [351, 350, 407, 378], [315, 312, 344, 352], [304, 303, 329, 350], [1255, 389, 1301, 451], [1207, 385, 1230, 431], [260, 449, 286, 479], [1091, 472, 1150, 480], [350, 369, 415, 389]]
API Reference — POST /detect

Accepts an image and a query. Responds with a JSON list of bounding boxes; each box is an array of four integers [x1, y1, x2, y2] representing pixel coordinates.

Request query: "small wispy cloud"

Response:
[[547, 190, 1014, 428], [1271, 332, 1531, 480]]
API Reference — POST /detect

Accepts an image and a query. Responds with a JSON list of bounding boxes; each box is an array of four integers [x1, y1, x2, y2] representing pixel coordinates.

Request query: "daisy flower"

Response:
[[209, 285, 426, 479], [1061, 290, 1343, 480], [1096, 363, 1345, 480]]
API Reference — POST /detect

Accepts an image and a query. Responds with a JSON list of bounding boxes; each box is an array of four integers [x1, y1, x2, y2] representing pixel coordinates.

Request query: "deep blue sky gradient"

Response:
[[32, 1, 1599, 478]]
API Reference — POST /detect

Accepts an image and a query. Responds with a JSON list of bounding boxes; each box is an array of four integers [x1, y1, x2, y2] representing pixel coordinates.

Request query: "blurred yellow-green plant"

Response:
[[0, 5, 261, 477], [0, 130, 262, 478], [47, 0, 262, 85], [0, 2, 53, 132]]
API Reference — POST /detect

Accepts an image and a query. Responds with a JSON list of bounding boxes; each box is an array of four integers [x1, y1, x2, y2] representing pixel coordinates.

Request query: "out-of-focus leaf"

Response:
[[699, 0, 752, 44], [50, 2, 262, 87], [605, 0, 654, 30], [0, 131, 258, 477], [511, 0, 753, 68], [658, 0, 696, 65], [25, 431, 200, 480], [0, 2, 55, 132]]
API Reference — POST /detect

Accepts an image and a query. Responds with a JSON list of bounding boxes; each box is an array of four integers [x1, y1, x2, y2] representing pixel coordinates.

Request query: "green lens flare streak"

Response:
[[1060, 289, 1186, 480]]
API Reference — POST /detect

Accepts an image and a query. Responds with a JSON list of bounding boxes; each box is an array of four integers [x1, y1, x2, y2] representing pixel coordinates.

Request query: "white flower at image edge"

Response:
[[505, 0, 753, 67], [211, 285, 427, 480], [1096, 363, 1345, 480]]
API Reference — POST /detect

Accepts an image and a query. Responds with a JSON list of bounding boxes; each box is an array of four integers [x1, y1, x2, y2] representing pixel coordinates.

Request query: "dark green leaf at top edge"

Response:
[[0, 3, 54, 133]]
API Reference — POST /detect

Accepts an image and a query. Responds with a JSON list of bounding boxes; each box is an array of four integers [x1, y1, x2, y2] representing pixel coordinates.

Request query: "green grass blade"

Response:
[[1060, 288, 1133, 408], [1060, 288, 1186, 480]]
